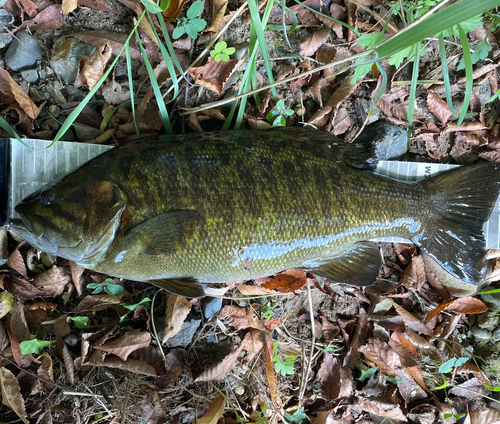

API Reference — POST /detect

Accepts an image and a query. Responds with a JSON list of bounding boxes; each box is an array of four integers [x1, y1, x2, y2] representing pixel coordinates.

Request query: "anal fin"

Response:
[[311, 241, 382, 286], [150, 277, 206, 298]]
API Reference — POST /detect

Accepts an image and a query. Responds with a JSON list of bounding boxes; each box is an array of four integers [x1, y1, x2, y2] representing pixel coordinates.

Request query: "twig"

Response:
[[298, 281, 316, 401]]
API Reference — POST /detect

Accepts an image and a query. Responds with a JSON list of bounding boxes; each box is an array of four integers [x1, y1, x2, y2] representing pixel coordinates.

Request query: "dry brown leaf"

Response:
[[317, 352, 341, 400], [468, 409, 500, 424], [391, 301, 433, 335], [343, 314, 368, 370], [312, 410, 335, 424], [162, 0, 190, 21], [265, 336, 278, 401], [69, 261, 85, 296], [37, 354, 54, 389], [424, 296, 488, 324], [61, 342, 75, 385], [20, 5, 65, 30], [445, 122, 487, 133], [404, 327, 441, 362], [73, 294, 122, 313], [189, 57, 237, 95], [0, 367, 29, 424], [358, 338, 400, 377], [219, 305, 251, 329], [261, 269, 306, 293], [0, 68, 40, 120], [7, 307, 32, 368], [449, 377, 490, 399], [20, 0, 38, 17], [195, 332, 253, 382], [79, 0, 119, 12], [94, 329, 151, 361], [32, 266, 71, 297], [320, 315, 340, 341], [72, 31, 142, 60], [162, 294, 192, 344], [300, 28, 331, 57], [356, 398, 406, 421], [197, 396, 226, 424], [332, 107, 351, 135], [401, 255, 426, 290], [7, 247, 27, 278], [75, 42, 113, 90], [141, 392, 168, 424], [389, 331, 417, 358], [97, 357, 157, 376], [237, 284, 273, 295], [242, 329, 265, 362], [205, 0, 228, 33], [308, 79, 360, 127], [427, 90, 452, 125], [62, 0, 78, 15], [407, 365, 431, 393]]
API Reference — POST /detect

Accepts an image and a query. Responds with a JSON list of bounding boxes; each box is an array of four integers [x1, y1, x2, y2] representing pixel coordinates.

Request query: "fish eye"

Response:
[[40, 190, 55, 206]]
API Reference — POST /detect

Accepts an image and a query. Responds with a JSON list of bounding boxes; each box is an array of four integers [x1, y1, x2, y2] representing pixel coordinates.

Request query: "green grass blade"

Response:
[[125, 43, 141, 139], [53, 10, 148, 145], [0, 115, 24, 145], [370, 0, 500, 64], [135, 28, 173, 133], [157, 13, 186, 87], [407, 42, 421, 148], [438, 34, 456, 115], [456, 23, 473, 127]]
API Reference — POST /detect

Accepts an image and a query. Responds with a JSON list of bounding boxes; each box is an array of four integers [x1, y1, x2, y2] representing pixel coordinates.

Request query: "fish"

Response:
[[9, 128, 500, 298]]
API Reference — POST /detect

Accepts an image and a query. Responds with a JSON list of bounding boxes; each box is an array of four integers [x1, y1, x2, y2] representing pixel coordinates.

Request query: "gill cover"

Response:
[[13, 179, 127, 266]]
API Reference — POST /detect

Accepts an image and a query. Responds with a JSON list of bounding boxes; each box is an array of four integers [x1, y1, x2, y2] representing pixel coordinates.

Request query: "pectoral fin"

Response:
[[122, 210, 201, 256], [150, 277, 206, 298], [311, 242, 382, 286]]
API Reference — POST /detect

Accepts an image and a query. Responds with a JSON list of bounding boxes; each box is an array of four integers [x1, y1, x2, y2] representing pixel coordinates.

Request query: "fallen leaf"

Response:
[[400, 255, 426, 291], [32, 266, 71, 297], [20, 5, 65, 30], [425, 296, 488, 324], [0, 68, 40, 120], [0, 367, 28, 424], [407, 365, 431, 393], [332, 107, 351, 135], [75, 42, 113, 90], [71, 31, 142, 60], [37, 354, 54, 389], [300, 28, 331, 57], [94, 329, 151, 361], [265, 336, 278, 401], [358, 338, 400, 377], [261, 269, 306, 293], [468, 409, 500, 424], [189, 57, 237, 95], [241, 329, 265, 362], [162, 0, 190, 21], [320, 315, 340, 340], [343, 314, 368, 370], [141, 392, 168, 424], [73, 294, 122, 313], [219, 305, 251, 330], [20, 0, 38, 17], [391, 301, 433, 335], [237, 284, 273, 295], [317, 352, 340, 400], [61, 342, 75, 385], [355, 398, 406, 421], [205, 0, 228, 33], [62, 0, 78, 15], [79, 0, 120, 12], [427, 90, 452, 124], [197, 396, 226, 424], [97, 357, 157, 376], [162, 294, 192, 344], [444, 122, 487, 133], [69, 261, 85, 296], [195, 332, 253, 382], [449, 377, 491, 399]]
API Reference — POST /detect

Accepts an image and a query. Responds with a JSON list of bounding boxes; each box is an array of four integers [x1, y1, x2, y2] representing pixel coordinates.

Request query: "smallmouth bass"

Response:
[[9, 128, 500, 297]]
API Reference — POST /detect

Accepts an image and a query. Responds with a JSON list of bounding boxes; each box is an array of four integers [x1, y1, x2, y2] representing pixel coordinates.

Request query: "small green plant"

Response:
[[261, 301, 277, 321], [210, 41, 236, 62], [284, 407, 307, 424], [71, 316, 93, 329], [87, 278, 124, 296], [267, 99, 294, 127], [250, 405, 269, 424], [122, 297, 151, 311], [173, 1, 207, 40], [20, 339, 56, 355], [271, 340, 295, 376]]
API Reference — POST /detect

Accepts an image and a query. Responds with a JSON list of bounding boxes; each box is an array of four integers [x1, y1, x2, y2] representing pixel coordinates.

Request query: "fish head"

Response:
[[11, 179, 127, 266]]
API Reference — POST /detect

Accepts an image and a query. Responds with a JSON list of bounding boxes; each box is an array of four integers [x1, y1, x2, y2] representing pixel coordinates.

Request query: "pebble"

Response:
[[202, 296, 223, 319], [5, 31, 42, 71], [20, 69, 38, 83], [471, 326, 491, 340], [355, 98, 380, 125], [0, 9, 14, 50], [73, 122, 101, 142], [165, 319, 201, 348], [50, 36, 94, 84]]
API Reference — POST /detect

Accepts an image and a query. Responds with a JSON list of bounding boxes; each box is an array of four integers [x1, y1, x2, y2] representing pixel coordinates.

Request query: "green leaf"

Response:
[[225, 47, 235, 55], [215, 41, 227, 52], [284, 109, 294, 116], [20, 339, 56, 355], [141, 0, 163, 13], [272, 116, 286, 127], [388, 46, 412, 68], [190, 18, 207, 32], [351, 62, 373, 84], [187, 0, 204, 18], [104, 284, 124, 296], [71, 316, 93, 329], [172, 26, 185, 39], [357, 32, 385, 48], [284, 407, 307, 424], [122, 297, 151, 311], [439, 357, 457, 373], [485, 384, 500, 391], [274, 355, 295, 375], [454, 357, 468, 367], [358, 366, 378, 382], [160, 0, 170, 9]]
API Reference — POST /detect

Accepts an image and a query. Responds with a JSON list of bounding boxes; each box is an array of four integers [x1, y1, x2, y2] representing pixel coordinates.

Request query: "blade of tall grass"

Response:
[[125, 43, 141, 139], [456, 23, 473, 127], [157, 12, 187, 86], [406, 42, 421, 146], [0, 116, 23, 145], [438, 34, 456, 115], [53, 10, 148, 145], [369, 0, 500, 64], [135, 28, 173, 133]]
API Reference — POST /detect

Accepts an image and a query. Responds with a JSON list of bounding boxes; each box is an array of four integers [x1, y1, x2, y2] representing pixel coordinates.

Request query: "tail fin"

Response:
[[415, 162, 500, 286]]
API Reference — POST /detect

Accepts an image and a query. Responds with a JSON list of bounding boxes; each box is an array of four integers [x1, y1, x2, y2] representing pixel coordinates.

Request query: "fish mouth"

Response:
[[8, 217, 36, 240]]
